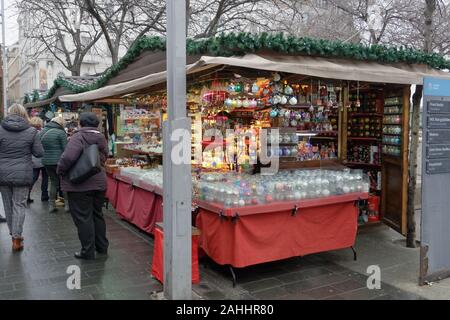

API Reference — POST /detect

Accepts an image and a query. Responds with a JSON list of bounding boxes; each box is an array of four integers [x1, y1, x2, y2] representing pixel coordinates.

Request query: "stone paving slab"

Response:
[[0, 187, 434, 300]]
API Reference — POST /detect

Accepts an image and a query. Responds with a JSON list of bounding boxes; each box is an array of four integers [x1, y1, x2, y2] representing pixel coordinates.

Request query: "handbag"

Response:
[[68, 131, 102, 184]]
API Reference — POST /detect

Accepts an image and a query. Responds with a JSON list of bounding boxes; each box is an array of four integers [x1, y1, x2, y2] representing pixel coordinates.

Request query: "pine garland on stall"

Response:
[[36, 32, 450, 102]]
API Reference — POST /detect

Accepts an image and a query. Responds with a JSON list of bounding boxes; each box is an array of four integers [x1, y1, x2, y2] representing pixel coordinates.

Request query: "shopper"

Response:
[[29, 117, 49, 203], [41, 116, 68, 213], [57, 112, 109, 260], [0, 104, 44, 251]]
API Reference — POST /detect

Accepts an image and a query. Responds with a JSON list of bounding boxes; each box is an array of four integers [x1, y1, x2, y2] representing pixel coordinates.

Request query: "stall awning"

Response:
[[59, 63, 217, 102], [60, 53, 450, 103]]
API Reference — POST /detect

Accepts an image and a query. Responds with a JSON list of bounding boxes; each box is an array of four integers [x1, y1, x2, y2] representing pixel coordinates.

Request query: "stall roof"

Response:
[[60, 53, 450, 103], [24, 76, 100, 109]]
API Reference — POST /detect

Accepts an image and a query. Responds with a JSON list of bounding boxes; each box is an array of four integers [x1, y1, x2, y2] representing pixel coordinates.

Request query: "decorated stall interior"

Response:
[[57, 34, 450, 284]]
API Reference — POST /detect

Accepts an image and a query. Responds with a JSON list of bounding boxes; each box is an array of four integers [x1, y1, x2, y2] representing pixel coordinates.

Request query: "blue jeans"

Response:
[[31, 167, 49, 200]]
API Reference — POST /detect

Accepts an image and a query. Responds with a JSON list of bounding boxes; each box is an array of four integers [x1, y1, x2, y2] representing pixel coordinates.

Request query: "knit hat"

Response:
[[79, 112, 100, 128], [51, 116, 65, 127]]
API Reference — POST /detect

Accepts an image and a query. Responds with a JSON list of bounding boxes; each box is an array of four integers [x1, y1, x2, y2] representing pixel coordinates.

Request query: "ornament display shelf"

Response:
[[195, 192, 369, 217], [382, 142, 402, 147], [348, 113, 383, 117], [382, 133, 402, 136], [347, 137, 381, 142], [344, 162, 381, 168], [121, 148, 163, 157]]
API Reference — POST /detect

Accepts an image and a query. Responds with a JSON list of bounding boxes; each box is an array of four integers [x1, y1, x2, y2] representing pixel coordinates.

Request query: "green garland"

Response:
[[36, 32, 450, 102]]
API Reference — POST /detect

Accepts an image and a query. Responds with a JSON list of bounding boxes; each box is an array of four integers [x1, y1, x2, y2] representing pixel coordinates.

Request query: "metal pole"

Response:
[[164, 0, 192, 300], [1, 0, 8, 116]]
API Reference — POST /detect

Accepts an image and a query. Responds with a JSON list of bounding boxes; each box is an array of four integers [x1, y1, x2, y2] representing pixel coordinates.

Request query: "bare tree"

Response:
[[82, 0, 166, 64], [326, 0, 416, 44], [188, 0, 281, 38], [16, 0, 103, 76]]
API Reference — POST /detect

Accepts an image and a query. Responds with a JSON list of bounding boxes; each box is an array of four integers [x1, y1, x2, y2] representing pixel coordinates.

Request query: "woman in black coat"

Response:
[[0, 104, 44, 251]]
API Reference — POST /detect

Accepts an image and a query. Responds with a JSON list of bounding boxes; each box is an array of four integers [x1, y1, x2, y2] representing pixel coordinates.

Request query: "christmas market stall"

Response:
[[59, 34, 450, 276]]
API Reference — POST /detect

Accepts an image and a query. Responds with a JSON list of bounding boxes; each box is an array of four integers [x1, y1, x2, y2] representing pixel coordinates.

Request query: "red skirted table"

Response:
[[195, 192, 368, 269], [107, 173, 163, 234]]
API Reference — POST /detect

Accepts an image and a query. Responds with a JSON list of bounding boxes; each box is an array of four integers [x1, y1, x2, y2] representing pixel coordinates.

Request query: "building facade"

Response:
[[15, 9, 112, 101]]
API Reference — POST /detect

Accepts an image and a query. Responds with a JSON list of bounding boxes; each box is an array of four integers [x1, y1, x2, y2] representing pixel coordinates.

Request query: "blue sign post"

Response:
[[420, 77, 450, 284]]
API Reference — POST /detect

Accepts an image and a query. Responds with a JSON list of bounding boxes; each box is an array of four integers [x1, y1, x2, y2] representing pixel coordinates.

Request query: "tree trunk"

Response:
[[406, 0, 436, 248], [407, 85, 423, 248]]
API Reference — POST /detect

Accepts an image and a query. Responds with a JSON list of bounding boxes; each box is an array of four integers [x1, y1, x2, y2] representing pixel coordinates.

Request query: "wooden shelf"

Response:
[[345, 162, 382, 168], [348, 137, 381, 142], [348, 113, 383, 117], [382, 142, 402, 147]]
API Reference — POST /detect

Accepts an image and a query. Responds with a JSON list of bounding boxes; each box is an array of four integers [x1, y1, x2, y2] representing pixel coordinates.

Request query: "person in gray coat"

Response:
[[0, 104, 44, 252]]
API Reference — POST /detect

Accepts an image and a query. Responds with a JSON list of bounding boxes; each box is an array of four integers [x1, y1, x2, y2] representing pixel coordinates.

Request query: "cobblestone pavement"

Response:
[[0, 188, 428, 300]]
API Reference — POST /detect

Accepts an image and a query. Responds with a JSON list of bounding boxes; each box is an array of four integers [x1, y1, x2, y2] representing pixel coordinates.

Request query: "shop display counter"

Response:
[[108, 173, 163, 234], [195, 192, 368, 268]]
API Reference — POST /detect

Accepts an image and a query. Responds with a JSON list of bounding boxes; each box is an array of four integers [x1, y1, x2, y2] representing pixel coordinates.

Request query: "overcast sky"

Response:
[[2, 0, 19, 46]]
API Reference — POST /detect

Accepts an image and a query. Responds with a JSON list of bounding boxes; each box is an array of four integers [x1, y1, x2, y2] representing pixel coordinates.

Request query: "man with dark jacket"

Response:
[[57, 112, 109, 260], [0, 104, 44, 251], [41, 116, 68, 213]]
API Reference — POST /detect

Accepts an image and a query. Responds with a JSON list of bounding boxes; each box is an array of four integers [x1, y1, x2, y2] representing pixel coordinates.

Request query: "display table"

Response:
[[107, 173, 163, 234], [195, 192, 368, 268]]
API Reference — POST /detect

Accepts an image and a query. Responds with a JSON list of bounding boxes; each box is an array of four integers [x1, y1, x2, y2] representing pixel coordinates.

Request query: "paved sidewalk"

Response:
[[0, 188, 446, 300]]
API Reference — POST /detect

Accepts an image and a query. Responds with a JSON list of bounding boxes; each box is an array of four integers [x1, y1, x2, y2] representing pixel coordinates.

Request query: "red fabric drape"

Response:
[[196, 201, 359, 268], [151, 228, 200, 284], [114, 180, 163, 234], [105, 174, 118, 208]]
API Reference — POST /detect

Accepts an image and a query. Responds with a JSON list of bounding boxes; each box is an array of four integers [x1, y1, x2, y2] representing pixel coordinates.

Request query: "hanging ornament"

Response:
[[269, 109, 278, 118], [242, 98, 250, 108], [224, 98, 233, 108], [280, 96, 288, 105], [284, 85, 293, 95], [228, 83, 236, 92], [273, 73, 281, 82], [252, 82, 259, 94], [289, 97, 298, 105], [355, 81, 361, 107], [250, 99, 258, 108], [235, 83, 242, 93], [237, 99, 243, 108], [244, 83, 251, 93], [231, 99, 238, 108]]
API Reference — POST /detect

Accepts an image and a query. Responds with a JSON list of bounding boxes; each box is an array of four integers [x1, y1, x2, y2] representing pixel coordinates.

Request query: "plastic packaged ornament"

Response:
[[291, 146, 298, 155], [290, 119, 298, 127], [280, 96, 288, 105], [289, 97, 298, 105], [285, 85, 293, 95], [283, 134, 291, 143], [295, 112, 302, 120]]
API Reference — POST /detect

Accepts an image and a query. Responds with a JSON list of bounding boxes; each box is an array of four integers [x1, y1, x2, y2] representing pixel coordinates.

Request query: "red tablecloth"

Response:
[[112, 178, 163, 234], [106, 174, 118, 208], [196, 193, 366, 268]]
